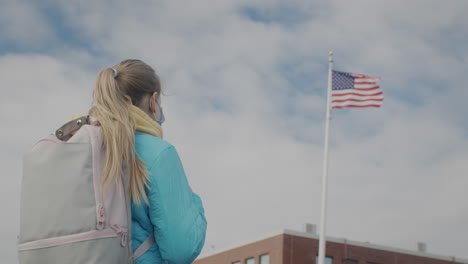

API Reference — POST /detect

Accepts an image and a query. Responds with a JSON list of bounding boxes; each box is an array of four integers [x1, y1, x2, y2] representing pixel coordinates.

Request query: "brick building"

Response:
[[194, 227, 467, 264]]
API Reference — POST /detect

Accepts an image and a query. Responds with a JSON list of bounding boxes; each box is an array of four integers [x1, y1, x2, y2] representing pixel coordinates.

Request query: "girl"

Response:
[[90, 59, 207, 264]]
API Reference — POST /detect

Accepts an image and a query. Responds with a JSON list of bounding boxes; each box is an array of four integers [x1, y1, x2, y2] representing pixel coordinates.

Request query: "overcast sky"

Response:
[[1, 0, 468, 262]]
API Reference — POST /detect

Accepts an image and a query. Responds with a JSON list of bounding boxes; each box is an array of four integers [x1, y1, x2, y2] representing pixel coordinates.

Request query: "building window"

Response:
[[260, 254, 270, 264], [315, 256, 333, 264], [343, 259, 358, 264], [246, 257, 255, 264], [232, 262, 241, 264]]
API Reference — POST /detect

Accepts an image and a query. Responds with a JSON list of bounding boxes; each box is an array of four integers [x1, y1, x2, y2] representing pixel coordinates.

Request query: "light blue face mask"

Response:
[[156, 103, 165, 126]]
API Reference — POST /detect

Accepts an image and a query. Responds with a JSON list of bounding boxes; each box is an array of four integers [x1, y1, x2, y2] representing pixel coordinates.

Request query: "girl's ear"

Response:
[[149, 92, 158, 113]]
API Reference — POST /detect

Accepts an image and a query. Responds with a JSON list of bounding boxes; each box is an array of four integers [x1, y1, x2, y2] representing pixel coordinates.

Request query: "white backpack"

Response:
[[18, 116, 154, 264]]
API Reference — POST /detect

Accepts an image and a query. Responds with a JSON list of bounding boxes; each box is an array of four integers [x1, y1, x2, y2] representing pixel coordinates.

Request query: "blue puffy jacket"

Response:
[[131, 133, 207, 264]]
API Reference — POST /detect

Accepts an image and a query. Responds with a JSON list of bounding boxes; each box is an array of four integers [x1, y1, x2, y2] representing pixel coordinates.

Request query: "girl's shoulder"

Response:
[[134, 133, 174, 163]]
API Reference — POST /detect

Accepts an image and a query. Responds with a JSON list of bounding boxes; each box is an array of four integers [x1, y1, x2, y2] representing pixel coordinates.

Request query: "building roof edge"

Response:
[[197, 231, 284, 259]]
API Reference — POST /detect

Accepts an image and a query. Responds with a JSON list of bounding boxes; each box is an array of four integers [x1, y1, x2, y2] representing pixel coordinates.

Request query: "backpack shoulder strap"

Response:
[[133, 232, 156, 261]]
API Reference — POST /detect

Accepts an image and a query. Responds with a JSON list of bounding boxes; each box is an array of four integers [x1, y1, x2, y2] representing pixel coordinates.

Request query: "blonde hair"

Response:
[[89, 59, 161, 205]]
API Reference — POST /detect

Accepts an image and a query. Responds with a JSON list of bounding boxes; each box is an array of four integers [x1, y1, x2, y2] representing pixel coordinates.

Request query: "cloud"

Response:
[[0, 1, 55, 52], [1, 0, 467, 263]]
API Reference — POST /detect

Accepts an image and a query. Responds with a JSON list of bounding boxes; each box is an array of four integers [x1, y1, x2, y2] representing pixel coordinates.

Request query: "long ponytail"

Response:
[[89, 66, 150, 205]]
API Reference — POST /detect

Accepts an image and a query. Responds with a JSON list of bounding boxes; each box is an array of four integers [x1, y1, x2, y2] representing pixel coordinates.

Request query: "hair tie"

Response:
[[112, 68, 118, 78]]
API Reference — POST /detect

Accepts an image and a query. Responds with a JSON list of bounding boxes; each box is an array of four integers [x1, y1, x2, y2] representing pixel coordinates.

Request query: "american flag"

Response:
[[331, 70, 383, 109]]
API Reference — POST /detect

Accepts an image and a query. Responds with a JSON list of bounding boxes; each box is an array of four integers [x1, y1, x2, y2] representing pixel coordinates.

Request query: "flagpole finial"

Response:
[[329, 51, 333, 63]]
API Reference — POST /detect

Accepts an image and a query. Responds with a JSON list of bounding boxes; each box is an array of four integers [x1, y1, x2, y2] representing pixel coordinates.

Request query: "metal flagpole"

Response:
[[318, 51, 334, 264]]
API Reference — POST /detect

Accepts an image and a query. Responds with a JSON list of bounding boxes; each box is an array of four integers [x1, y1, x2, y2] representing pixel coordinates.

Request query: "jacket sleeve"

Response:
[[147, 145, 207, 264]]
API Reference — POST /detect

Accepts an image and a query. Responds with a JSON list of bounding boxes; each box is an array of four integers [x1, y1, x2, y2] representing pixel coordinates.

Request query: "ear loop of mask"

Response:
[[156, 98, 165, 126]]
